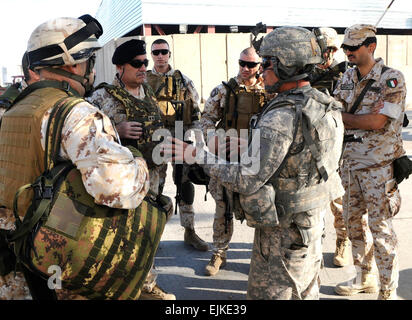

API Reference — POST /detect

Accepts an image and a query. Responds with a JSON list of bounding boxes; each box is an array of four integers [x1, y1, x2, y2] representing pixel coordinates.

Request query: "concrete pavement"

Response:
[[152, 110, 412, 300]]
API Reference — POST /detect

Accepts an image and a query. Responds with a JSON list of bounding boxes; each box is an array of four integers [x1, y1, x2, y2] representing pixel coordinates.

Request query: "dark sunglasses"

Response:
[[261, 57, 273, 70], [239, 60, 260, 68], [341, 44, 362, 52], [152, 49, 170, 56], [341, 38, 374, 52], [128, 59, 149, 69]]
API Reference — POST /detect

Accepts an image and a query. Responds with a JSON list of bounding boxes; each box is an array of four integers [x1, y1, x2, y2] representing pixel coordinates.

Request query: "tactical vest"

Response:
[[0, 86, 62, 214], [146, 70, 197, 126], [1, 86, 166, 300], [95, 83, 164, 168], [222, 78, 266, 135], [262, 90, 345, 216]]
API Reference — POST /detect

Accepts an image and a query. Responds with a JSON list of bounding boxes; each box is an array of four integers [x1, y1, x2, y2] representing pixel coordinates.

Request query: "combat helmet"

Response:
[[259, 26, 323, 92], [318, 27, 340, 50], [27, 15, 103, 94]]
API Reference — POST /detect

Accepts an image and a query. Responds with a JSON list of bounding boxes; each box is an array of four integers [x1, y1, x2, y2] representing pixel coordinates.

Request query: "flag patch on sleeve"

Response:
[[386, 78, 398, 88]]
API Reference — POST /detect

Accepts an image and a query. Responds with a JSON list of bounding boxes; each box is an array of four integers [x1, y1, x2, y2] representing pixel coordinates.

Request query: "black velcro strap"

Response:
[[64, 22, 100, 51], [28, 21, 100, 66]]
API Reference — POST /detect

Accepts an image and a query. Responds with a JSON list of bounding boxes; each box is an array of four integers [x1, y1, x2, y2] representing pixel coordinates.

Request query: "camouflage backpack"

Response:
[[95, 82, 164, 168], [6, 96, 167, 300]]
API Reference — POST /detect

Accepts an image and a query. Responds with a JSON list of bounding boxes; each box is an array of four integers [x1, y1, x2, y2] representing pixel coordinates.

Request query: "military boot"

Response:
[[184, 228, 209, 251], [205, 253, 227, 276], [333, 238, 351, 267], [139, 284, 176, 300], [335, 272, 379, 296], [377, 289, 398, 300]]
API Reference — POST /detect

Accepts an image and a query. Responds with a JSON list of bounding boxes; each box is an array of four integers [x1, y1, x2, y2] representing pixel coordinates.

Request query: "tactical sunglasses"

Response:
[[129, 59, 149, 69], [239, 60, 260, 68], [341, 38, 374, 52], [261, 57, 273, 70], [152, 49, 170, 56], [341, 44, 362, 52]]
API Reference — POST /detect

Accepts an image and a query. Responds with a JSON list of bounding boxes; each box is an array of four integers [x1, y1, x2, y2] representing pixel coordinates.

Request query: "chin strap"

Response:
[[265, 73, 309, 93], [44, 56, 95, 96]]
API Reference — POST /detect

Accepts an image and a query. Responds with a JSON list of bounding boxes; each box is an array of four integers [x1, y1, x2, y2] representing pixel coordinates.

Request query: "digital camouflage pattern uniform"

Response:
[[195, 84, 344, 299], [0, 96, 150, 300], [200, 76, 265, 259], [334, 57, 405, 292], [88, 77, 171, 293], [146, 66, 201, 230], [310, 59, 349, 242]]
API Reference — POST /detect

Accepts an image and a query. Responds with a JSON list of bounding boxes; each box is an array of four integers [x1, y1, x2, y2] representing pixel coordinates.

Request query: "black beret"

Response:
[[112, 39, 146, 65]]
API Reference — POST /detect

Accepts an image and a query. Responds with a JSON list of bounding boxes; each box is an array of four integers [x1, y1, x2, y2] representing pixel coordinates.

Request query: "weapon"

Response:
[[170, 100, 186, 215], [251, 22, 267, 54]]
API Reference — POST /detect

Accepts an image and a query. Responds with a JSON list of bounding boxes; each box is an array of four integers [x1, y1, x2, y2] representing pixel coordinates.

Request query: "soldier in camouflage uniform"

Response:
[[0, 17, 151, 300], [310, 28, 352, 267], [200, 47, 266, 276], [146, 39, 209, 252], [0, 53, 40, 301], [334, 25, 405, 300], [164, 26, 344, 299], [0, 52, 40, 120], [88, 39, 175, 301]]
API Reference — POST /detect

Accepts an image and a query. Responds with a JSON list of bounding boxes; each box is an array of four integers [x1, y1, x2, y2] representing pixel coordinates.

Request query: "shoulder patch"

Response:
[[386, 78, 398, 88], [340, 83, 354, 90]]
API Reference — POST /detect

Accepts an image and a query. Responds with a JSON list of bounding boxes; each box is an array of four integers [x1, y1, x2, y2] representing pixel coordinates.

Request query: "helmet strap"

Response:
[[44, 64, 93, 96]]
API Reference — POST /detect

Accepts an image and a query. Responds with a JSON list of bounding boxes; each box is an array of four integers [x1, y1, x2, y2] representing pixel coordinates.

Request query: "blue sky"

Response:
[[0, 0, 102, 83]]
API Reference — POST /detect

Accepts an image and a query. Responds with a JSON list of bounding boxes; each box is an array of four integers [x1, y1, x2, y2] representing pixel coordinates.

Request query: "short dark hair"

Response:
[[363, 37, 377, 47], [22, 52, 31, 82], [151, 39, 169, 50]]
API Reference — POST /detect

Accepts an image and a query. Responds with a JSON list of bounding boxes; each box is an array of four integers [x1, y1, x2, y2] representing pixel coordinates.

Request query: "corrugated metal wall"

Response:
[[97, 0, 143, 45], [96, 0, 412, 46]]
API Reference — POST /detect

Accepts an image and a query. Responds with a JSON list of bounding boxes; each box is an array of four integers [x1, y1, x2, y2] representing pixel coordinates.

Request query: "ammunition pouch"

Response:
[[239, 184, 279, 228], [223, 78, 266, 134], [146, 70, 195, 126], [393, 155, 412, 184]]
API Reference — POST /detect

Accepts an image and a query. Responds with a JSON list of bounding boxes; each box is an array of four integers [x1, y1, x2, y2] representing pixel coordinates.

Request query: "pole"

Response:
[[375, 0, 395, 27]]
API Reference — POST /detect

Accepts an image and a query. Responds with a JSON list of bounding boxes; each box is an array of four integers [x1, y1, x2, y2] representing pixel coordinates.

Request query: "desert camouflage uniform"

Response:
[[196, 86, 344, 299], [334, 57, 405, 291], [88, 77, 169, 293], [147, 66, 201, 229], [0, 97, 150, 300], [200, 76, 265, 258]]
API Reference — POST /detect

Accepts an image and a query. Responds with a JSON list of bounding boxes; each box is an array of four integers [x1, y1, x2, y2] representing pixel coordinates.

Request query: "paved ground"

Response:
[[153, 110, 412, 301]]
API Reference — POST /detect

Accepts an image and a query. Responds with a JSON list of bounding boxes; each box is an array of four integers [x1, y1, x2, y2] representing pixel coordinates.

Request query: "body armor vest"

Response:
[[0, 86, 63, 214], [1, 86, 166, 300], [222, 78, 266, 135], [146, 70, 195, 126], [95, 83, 164, 168], [262, 90, 344, 215]]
